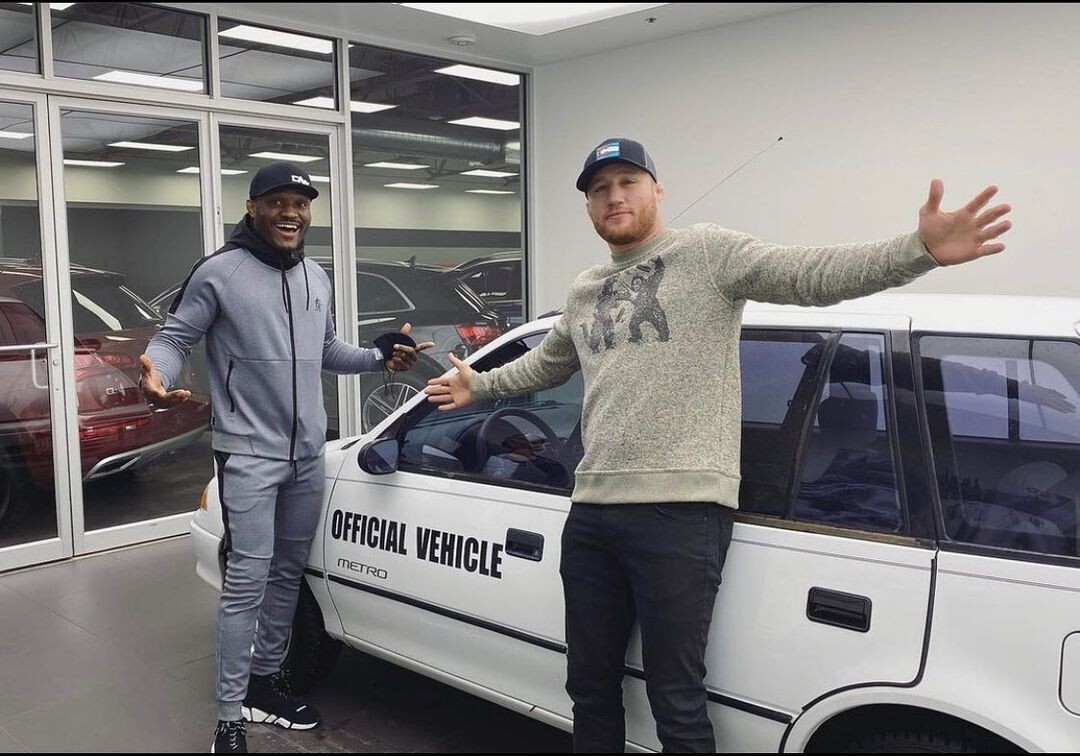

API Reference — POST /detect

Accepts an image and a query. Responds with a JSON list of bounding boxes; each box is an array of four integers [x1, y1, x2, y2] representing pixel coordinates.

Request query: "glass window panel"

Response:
[[60, 109, 211, 533], [218, 19, 336, 106], [347, 44, 524, 430], [51, 3, 206, 93], [0, 101, 56, 548], [0, 2, 38, 74]]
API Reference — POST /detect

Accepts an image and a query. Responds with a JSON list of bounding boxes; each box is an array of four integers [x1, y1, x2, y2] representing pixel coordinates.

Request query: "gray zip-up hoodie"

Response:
[[146, 217, 384, 460]]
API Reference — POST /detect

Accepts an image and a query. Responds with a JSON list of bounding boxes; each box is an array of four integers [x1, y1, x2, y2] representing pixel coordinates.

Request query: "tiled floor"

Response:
[[0, 537, 572, 753]]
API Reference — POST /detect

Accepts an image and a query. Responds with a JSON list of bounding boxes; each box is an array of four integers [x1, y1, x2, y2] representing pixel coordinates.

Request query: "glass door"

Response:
[[49, 98, 216, 554], [0, 91, 76, 571]]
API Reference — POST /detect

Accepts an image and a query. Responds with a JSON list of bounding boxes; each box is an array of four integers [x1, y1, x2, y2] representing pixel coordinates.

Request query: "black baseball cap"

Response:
[[249, 161, 319, 200], [576, 137, 657, 193]]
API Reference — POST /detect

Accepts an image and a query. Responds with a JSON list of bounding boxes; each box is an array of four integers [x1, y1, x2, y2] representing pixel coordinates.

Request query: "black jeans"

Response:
[[560, 502, 734, 753]]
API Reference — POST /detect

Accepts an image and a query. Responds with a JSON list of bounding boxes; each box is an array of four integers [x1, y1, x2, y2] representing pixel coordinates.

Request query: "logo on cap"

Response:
[[291, 174, 311, 187], [597, 142, 621, 159]]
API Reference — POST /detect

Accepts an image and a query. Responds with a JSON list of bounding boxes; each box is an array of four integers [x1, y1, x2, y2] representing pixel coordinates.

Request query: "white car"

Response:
[[192, 292, 1080, 752]]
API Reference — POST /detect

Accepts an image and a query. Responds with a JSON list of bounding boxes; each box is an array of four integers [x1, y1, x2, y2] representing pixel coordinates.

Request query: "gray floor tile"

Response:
[[0, 725, 30, 754]]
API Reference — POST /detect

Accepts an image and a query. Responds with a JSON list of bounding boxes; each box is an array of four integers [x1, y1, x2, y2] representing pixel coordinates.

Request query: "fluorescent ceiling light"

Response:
[[385, 183, 438, 190], [219, 25, 333, 55], [434, 64, 519, 87], [108, 141, 193, 152], [176, 167, 247, 175], [460, 169, 518, 178], [93, 70, 204, 92], [349, 101, 397, 114], [249, 152, 322, 163], [309, 175, 331, 183], [292, 96, 397, 113], [365, 162, 429, 170], [448, 116, 520, 131], [21, 3, 76, 9], [0, 131, 33, 140], [399, 3, 667, 35], [64, 159, 123, 168], [466, 189, 515, 195]]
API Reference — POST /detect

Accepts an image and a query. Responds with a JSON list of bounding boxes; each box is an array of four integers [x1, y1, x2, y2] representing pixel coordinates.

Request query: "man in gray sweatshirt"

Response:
[[424, 138, 1013, 752], [140, 162, 433, 753]]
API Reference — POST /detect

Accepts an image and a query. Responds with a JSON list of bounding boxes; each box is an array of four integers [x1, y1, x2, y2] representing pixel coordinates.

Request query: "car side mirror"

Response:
[[358, 437, 400, 475]]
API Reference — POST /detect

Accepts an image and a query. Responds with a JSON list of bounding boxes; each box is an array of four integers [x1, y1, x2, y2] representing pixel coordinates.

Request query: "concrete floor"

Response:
[[0, 536, 573, 753]]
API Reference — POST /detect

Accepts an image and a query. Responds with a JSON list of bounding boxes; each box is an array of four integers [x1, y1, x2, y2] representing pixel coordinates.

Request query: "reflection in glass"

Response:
[[51, 4, 206, 92], [346, 44, 525, 430], [0, 3, 38, 74], [0, 100, 58, 548], [60, 110, 212, 532], [218, 19, 336, 106]]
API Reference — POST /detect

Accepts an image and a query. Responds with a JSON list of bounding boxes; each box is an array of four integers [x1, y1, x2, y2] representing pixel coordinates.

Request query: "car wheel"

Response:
[[841, 728, 982, 753], [360, 369, 429, 432], [281, 580, 341, 695], [0, 441, 30, 530]]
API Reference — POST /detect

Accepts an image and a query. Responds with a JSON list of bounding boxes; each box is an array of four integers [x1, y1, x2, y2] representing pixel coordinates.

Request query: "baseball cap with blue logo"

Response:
[[249, 161, 319, 200], [576, 137, 657, 193]]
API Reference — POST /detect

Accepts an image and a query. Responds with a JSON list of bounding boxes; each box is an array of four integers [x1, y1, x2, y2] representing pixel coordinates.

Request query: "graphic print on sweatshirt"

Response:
[[581, 255, 669, 353]]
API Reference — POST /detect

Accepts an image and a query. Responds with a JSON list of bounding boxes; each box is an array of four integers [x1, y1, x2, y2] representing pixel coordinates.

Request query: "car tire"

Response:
[[281, 580, 341, 695], [359, 368, 432, 432], [841, 728, 982, 753], [0, 440, 31, 530]]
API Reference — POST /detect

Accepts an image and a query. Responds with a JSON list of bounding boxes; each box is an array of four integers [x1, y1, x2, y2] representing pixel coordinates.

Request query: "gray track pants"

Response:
[[213, 452, 324, 721]]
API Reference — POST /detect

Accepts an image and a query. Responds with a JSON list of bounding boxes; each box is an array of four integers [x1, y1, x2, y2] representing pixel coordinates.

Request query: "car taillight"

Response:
[[456, 323, 502, 350], [79, 416, 151, 442]]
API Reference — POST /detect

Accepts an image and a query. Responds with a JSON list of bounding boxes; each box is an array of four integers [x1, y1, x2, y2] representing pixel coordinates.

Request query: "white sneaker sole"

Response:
[[241, 705, 319, 731]]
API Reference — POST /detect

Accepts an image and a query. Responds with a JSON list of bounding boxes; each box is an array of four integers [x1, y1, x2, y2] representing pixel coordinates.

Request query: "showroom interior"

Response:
[[0, 1, 1077, 752]]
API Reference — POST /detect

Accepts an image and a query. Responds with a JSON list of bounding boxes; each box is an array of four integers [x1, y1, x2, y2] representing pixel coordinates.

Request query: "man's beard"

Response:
[[592, 201, 658, 247], [254, 215, 306, 252]]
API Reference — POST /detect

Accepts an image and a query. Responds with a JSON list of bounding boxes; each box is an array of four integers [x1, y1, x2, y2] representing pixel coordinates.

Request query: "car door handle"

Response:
[[505, 528, 544, 561], [806, 587, 872, 633]]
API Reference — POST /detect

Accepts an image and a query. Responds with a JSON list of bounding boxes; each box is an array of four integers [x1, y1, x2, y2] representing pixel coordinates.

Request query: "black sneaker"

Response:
[[211, 720, 247, 753], [242, 672, 321, 730]]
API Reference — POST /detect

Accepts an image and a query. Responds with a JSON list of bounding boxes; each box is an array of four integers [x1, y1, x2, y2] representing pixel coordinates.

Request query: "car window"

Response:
[[921, 336, 1080, 557], [0, 301, 45, 345], [794, 333, 903, 533], [398, 331, 583, 493], [357, 272, 412, 315], [739, 330, 831, 516], [14, 278, 160, 333], [461, 262, 521, 300]]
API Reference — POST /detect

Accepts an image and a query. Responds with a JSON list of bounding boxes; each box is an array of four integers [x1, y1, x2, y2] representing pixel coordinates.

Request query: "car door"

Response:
[[325, 327, 579, 718], [915, 332, 1080, 750], [637, 315, 936, 753]]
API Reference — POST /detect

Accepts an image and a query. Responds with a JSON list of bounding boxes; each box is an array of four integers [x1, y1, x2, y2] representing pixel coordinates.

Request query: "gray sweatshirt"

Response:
[[147, 222, 383, 460], [471, 224, 939, 508]]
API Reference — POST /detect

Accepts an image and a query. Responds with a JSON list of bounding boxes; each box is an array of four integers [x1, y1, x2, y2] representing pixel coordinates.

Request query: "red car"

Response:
[[0, 260, 210, 526]]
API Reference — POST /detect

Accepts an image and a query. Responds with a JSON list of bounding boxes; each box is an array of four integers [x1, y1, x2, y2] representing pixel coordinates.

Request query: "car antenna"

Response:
[[669, 136, 784, 225]]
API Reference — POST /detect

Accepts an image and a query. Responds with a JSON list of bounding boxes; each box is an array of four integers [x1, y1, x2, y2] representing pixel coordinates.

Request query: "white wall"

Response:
[[531, 3, 1080, 311]]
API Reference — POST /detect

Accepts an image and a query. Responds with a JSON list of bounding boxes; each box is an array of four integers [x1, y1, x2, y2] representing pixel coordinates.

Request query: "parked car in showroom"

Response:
[[151, 257, 506, 433], [192, 292, 1080, 752], [449, 251, 524, 328], [0, 259, 210, 527]]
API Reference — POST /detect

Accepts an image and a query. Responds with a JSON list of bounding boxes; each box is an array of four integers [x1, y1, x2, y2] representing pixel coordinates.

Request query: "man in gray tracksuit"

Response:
[[140, 162, 432, 753]]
